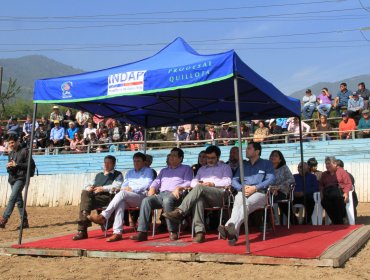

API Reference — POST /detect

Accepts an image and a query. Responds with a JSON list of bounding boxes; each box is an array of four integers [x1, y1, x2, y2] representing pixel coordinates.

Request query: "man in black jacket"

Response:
[[0, 135, 30, 229]]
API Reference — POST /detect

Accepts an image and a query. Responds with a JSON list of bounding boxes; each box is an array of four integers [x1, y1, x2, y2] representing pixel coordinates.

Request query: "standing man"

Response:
[[72, 155, 123, 240], [130, 148, 192, 242], [217, 142, 275, 246], [88, 152, 153, 242], [0, 135, 32, 229], [163, 145, 232, 243]]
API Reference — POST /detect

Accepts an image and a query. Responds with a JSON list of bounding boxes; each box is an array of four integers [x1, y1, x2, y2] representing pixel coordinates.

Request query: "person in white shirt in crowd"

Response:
[[83, 121, 97, 141], [301, 89, 317, 120], [287, 117, 311, 142]]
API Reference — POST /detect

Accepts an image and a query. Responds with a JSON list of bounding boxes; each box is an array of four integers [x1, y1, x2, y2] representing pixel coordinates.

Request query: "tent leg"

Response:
[[18, 103, 38, 245], [233, 76, 250, 254], [298, 117, 307, 225]]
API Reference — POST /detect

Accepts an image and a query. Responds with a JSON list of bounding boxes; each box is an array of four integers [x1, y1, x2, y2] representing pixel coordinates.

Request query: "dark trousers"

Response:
[[293, 193, 315, 224], [321, 186, 346, 224], [77, 190, 110, 231]]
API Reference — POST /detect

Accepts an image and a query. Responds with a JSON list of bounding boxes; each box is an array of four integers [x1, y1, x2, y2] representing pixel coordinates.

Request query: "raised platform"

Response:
[[1, 224, 369, 268]]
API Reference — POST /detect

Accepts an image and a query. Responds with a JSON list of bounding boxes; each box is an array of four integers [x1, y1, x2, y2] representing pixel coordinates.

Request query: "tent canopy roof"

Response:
[[34, 37, 300, 128]]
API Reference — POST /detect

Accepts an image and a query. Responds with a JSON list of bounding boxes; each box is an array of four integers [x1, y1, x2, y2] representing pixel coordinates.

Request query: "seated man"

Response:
[[163, 145, 232, 243], [88, 152, 153, 242], [320, 156, 352, 225], [338, 111, 356, 140], [49, 120, 65, 151], [217, 142, 275, 246], [334, 83, 352, 116], [301, 89, 317, 120], [130, 147, 192, 242], [72, 155, 123, 240], [357, 109, 370, 138], [293, 163, 319, 224], [347, 92, 364, 120]]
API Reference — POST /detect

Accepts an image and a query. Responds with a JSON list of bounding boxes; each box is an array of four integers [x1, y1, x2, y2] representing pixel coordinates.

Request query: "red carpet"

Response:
[[13, 225, 362, 259]]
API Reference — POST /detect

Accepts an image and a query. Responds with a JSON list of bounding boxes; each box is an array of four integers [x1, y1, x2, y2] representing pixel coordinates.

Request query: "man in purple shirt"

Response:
[[163, 145, 232, 243], [130, 147, 192, 242], [316, 88, 332, 117]]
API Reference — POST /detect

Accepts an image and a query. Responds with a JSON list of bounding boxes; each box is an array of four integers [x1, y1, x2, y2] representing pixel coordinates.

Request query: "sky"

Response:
[[0, 0, 370, 95]]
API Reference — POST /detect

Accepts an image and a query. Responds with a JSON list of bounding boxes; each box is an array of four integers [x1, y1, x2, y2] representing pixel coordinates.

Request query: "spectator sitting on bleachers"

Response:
[[109, 120, 124, 142], [72, 155, 123, 240], [75, 110, 90, 131], [356, 82, 370, 110], [6, 117, 20, 138], [35, 124, 49, 149], [64, 121, 78, 149], [357, 109, 370, 138], [338, 111, 356, 140], [189, 124, 205, 143], [240, 122, 250, 138], [205, 125, 217, 143], [49, 120, 65, 151], [316, 88, 332, 117], [334, 83, 352, 117], [63, 108, 75, 129], [176, 126, 190, 142], [219, 122, 234, 146], [275, 118, 288, 132], [287, 117, 311, 142], [38, 116, 50, 132], [347, 92, 364, 120], [314, 115, 333, 140], [70, 132, 85, 153], [49, 106, 64, 128], [301, 89, 317, 120], [97, 129, 111, 152], [268, 120, 283, 143], [86, 132, 99, 153], [320, 156, 352, 225], [83, 121, 96, 141], [23, 115, 39, 140], [293, 162, 319, 225], [253, 121, 269, 142]]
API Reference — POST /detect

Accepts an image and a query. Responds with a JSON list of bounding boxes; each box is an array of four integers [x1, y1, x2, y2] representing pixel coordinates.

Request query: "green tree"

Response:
[[0, 78, 21, 119]]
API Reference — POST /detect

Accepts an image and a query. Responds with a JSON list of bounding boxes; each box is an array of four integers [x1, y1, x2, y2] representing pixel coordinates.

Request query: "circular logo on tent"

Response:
[[61, 81, 73, 99]]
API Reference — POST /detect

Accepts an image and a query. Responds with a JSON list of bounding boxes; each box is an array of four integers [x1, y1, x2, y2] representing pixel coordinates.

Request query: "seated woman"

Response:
[[97, 129, 112, 152], [253, 121, 269, 142], [269, 150, 295, 225], [70, 132, 85, 153], [314, 115, 333, 140], [293, 163, 319, 224], [319, 156, 352, 224], [191, 150, 207, 176]]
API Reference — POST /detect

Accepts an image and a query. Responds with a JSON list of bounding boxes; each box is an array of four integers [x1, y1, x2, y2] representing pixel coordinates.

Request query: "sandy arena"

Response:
[[0, 204, 369, 280]]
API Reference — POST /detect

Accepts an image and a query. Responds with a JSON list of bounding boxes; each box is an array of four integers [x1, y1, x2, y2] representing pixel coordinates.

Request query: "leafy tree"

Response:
[[0, 78, 21, 119]]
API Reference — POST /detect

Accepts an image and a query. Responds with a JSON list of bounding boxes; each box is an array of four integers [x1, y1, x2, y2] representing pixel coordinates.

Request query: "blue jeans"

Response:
[[3, 180, 27, 219], [317, 104, 332, 116], [302, 104, 315, 119]]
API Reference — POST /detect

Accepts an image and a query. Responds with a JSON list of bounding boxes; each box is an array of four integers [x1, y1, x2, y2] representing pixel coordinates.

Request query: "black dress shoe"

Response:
[[129, 231, 148, 242], [169, 232, 178, 241], [72, 230, 88, 241]]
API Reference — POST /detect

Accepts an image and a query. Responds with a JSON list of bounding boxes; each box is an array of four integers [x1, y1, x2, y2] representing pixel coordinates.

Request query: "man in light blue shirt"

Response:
[[347, 92, 364, 119], [218, 141, 275, 246], [49, 120, 65, 149], [88, 152, 153, 242]]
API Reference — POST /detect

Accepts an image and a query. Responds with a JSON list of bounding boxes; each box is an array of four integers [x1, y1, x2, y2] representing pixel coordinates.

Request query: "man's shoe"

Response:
[[169, 231, 178, 241], [129, 231, 148, 242], [0, 217, 8, 229], [226, 223, 238, 246], [217, 225, 228, 240], [72, 230, 88, 241], [87, 214, 106, 226], [193, 232, 205, 243], [162, 209, 184, 224], [106, 234, 123, 242]]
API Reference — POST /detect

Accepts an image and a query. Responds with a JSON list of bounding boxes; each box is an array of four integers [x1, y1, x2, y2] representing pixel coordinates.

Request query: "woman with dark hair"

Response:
[[191, 150, 207, 176], [269, 150, 295, 225]]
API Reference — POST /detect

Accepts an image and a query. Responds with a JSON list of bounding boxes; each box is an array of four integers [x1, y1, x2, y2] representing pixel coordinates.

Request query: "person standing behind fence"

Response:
[[0, 135, 32, 229], [319, 156, 352, 225]]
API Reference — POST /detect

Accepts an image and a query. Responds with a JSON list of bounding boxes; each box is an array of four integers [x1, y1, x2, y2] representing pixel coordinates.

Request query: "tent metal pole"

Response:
[[298, 117, 307, 225], [233, 76, 250, 254], [18, 103, 38, 245]]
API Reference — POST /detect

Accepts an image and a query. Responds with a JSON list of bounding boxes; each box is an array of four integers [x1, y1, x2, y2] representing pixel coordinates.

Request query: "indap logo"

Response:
[[107, 71, 146, 95], [61, 81, 73, 98]]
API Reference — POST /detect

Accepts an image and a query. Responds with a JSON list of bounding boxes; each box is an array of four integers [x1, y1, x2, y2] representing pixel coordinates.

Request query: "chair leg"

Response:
[[152, 209, 157, 237], [218, 208, 223, 240], [288, 202, 291, 229], [263, 207, 267, 241]]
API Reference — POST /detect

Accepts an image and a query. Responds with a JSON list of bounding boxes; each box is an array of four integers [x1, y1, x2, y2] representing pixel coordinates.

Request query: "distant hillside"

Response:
[[0, 55, 84, 100], [289, 75, 370, 99]]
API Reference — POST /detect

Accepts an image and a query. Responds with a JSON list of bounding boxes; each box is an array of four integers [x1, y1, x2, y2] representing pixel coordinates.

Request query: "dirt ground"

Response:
[[0, 204, 369, 280]]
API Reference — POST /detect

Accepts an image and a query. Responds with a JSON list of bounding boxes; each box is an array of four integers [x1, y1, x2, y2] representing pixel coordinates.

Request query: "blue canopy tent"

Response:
[[21, 38, 303, 251]]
